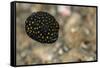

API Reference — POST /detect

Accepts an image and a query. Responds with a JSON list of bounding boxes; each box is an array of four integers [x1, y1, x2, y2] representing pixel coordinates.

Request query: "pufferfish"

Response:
[[25, 11, 59, 43]]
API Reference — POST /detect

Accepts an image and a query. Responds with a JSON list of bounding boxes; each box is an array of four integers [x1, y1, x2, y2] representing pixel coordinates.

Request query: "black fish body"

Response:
[[25, 11, 59, 44]]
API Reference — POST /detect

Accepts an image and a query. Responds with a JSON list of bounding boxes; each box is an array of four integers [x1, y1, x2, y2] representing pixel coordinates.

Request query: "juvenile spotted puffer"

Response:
[[25, 11, 59, 43]]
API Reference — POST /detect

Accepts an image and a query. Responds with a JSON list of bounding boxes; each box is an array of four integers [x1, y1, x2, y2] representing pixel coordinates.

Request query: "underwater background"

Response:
[[16, 3, 97, 65]]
